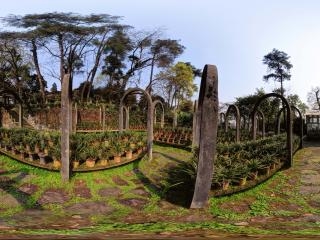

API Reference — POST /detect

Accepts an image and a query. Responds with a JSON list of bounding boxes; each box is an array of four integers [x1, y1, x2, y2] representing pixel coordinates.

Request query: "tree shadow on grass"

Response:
[[303, 139, 320, 148], [132, 157, 195, 208], [0, 169, 42, 210]]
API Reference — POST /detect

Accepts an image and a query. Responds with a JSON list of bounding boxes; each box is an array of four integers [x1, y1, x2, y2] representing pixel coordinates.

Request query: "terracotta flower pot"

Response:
[[100, 159, 108, 166], [53, 159, 61, 169], [238, 177, 247, 186], [73, 161, 80, 169], [20, 152, 25, 160], [113, 155, 121, 163], [86, 159, 95, 168], [39, 153, 46, 165], [126, 150, 133, 160], [222, 180, 230, 190]]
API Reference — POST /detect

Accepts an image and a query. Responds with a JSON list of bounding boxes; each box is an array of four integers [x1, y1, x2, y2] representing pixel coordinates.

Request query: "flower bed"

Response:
[[154, 127, 192, 146], [162, 133, 301, 196], [0, 128, 147, 171]]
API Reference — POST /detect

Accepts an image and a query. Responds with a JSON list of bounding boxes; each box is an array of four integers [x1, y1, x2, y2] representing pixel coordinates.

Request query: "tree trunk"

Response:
[[85, 43, 105, 102], [146, 56, 155, 94], [31, 39, 46, 103], [58, 34, 65, 82]]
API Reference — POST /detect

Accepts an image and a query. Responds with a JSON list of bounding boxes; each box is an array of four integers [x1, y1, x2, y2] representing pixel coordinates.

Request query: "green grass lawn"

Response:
[[0, 144, 320, 238]]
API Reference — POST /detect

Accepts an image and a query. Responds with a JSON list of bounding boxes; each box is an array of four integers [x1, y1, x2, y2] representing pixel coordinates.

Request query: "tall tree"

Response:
[[307, 87, 320, 110], [146, 39, 185, 94], [100, 30, 185, 102], [0, 31, 47, 103], [262, 48, 292, 97], [2, 13, 121, 93], [156, 62, 197, 108], [287, 94, 308, 114], [0, 38, 40, 105]]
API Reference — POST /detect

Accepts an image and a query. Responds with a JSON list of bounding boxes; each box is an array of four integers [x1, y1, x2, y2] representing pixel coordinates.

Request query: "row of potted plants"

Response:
[[153, 127, 268, 147], [154, 127, 192, 146], [70, 131, 147, 168], [170, 133, 300, 192], [0, 128, 147, 170]]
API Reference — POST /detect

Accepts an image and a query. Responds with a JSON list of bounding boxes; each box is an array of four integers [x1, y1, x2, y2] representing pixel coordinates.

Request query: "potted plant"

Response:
[[85, 147, 96, 168], [247, 158, 263, 180], [111, 138, 124, 163], [49, 144, 61, 169], [38, 138, 47, 165], [124, 139, 136, 160], [233, 163, 250, 186], [70, 134, 86, 169], [212, 164, 232, 190], [17, 143, 25, 160], [97, 145, 110, 166]]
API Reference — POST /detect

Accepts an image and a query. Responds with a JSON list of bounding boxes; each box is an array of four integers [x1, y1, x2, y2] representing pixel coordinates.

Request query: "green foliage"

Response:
[[263, 48, 292, 96], [160, 133, 301, 192]]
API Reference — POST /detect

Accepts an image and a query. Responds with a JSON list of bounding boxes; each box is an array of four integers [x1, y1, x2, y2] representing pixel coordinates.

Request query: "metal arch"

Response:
[[251, 93, 293, 167], [119, 87, 153, 160], [152, 99, 165, 128], [291, 105, 303, 149], [219, 112, 226, 128], [277, 105, 303, 149], [253, 109, 265, 138], [225, 104, 240, 142]]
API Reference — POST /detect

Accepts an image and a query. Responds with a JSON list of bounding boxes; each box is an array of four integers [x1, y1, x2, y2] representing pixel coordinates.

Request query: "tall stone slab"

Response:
[[190, 65, 218, 209], [61, 74, 72, 182]]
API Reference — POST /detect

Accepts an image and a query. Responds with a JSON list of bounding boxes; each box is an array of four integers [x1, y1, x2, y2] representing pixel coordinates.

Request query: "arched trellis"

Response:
[[219, 112, 226, 129], [251, 93, 293, 167], [0, 88, 23, 128], [119, 88, 153, 160], [276, 105, 303, 149], [152, 100, 165, 128], [119, 105, 130, 130], [253, 109, 265, 139], [225, 104, 240, 143], [239, 106, 251, 130], [240, 115, 246, 129]]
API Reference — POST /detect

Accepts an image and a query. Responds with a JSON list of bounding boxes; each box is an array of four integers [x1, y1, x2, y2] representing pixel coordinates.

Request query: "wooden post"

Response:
[[125, 106, 130, 130], [161, 109, 164, 128], [173, 107, 177, 128], [61, 74, 72, 182], [190, 65, 218, 209], [102, 104, 106, 131], [119, 105, 124, 131], [192, 100, 199, 146], [147, 99, 153, 160], [18, 104, 23, 128], [74, 103, 77, 132], [154, 108, 157, 126]]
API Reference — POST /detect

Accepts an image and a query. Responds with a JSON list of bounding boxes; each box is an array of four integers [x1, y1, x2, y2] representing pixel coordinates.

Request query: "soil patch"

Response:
[[118, 198, 148, 210], [65, 201, 114, 215], [98, 187, 122, 197], [220, 198, 254, 214], [112, 176, 129, 186], [38, 189, 70, 205], [130, 187, 151, 198], [18, 183, 38, 195]]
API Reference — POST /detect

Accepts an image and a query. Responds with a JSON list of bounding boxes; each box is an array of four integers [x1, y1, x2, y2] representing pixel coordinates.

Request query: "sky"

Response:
[[1, 0, 320, 105]]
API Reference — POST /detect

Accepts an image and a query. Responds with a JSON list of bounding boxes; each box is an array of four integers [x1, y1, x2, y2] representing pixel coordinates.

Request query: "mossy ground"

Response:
[[0, 143, 320, 239]]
